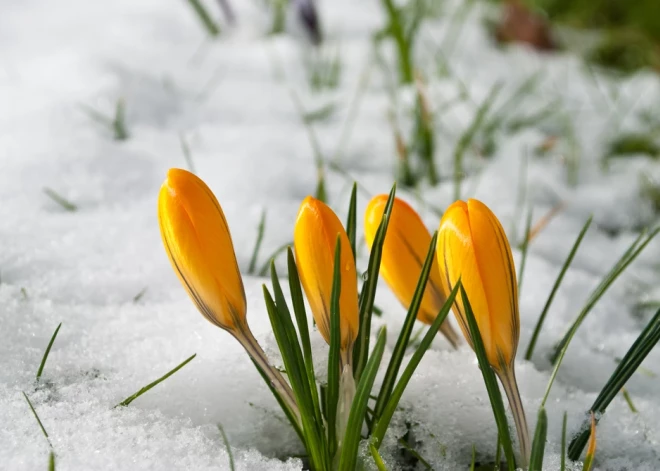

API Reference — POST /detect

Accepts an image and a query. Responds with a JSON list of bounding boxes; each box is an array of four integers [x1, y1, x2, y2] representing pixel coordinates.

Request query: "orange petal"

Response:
[[294, 196, 359, 350], [158, 168, 246, 331], [364, 195, 446, 324]]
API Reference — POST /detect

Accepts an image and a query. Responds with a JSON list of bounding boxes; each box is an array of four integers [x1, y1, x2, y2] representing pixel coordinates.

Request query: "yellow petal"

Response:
[[364, 196, 459, 343], [158, 168, 246, 331], [294, 196, 359, 350], [437, 199, 519, 369]]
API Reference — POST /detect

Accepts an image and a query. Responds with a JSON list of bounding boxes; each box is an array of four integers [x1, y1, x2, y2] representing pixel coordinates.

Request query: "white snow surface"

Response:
[[1, 0, 660, 470]]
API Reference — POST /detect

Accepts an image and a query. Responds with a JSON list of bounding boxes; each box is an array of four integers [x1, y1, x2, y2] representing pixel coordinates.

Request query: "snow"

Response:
[[1, 0, 660, 469]]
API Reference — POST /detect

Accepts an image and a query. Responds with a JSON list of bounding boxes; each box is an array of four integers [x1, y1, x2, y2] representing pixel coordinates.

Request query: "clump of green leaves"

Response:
[[256, 184, 460, 469]]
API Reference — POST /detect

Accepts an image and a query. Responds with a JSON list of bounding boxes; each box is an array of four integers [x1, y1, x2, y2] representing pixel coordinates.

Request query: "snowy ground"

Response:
[[2, 0, 660, 470]]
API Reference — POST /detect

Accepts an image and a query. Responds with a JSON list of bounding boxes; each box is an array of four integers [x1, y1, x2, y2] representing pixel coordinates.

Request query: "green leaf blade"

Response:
[[353, 184, 396, 381], [37, 323, 62, 380], [529, 407, 548, 471], [371, 282, 460, 447], [346, 183, 358, 260], [326, 235, 343, 458], [525, 216, 592, 361], [372, 232, 438, 423], [338, 327, 387, 471], [460, 286, 516, 471]]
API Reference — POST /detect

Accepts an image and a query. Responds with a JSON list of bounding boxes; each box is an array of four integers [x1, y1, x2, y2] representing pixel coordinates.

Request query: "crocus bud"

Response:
[[364, 195, 460, 348], [437, 198, 530, 464], [436, 198, 519, 371], [294, 196, 359, 351], [158, 168, 246, 332]]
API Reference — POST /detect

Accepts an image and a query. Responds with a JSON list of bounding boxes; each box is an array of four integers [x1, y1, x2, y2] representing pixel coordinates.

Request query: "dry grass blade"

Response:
[[527, 201, 566, 243], [582, 413, 597, 471]]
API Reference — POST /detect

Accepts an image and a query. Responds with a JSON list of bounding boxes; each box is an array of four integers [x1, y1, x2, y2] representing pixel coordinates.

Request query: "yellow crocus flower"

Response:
[[437, 199, 518, 367], [437, 198, 529, 465], [158, 168, 247, 332], [158, 168, 300, 424], [364, 195, 460, 348], [294, 196, 359, 357]]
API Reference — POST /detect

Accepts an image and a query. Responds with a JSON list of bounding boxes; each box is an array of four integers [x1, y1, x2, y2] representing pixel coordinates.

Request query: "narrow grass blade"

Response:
[[568, 307, 660, 459], [48, 451, 55, 471], [460, 286, 516, 470], [453, 83, 502, 201], [326, 236, 343, 457], [23, 392, 51, 448], [550, 226, 659, 365], [560, 412, 567, 471], [179, 133, 195, 173], [338, 327, 387, 471], [248, 210, 266, 274], [380, 0, 413, 84], [370, 442, 389, 471], [217, 423, 235, 471], [582, 413, 597, 471], [287, 248, 314, 380], [331, 59, 373, 164], [186, 0, 221, 36], [115, 354, 196, 407], [79, 104, 112, 127], [113, 98, 129, 140], [510, 148, 528, 238], [353, 184, 396, 381], [258, 242, 290, 276], [470, 444, 476, 471], [485, 72, 540, 134], [398, 438, 432, 469], [621, 388, 637, 413], [371, 283, 460, 447], [517, 209, 533, 293], [529, 407, 547, 471], [372, 233, 438, 423], [289, 90, 327, 203], [37, 323, 62, 380], [525, 216, 592, 360], [346, 183, 358, 260], [43, 188, 77, 212], [132, 287, 148, 303]]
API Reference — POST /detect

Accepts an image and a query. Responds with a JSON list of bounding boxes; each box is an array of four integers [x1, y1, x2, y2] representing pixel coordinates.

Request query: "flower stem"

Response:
[[334, 347, 356, 465], [239, 328, 301, 426], [498, 366, 530, 468]]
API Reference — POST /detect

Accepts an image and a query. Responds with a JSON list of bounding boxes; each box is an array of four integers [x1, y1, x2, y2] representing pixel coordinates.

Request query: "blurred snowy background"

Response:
[[1, 0, 660, 469]]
